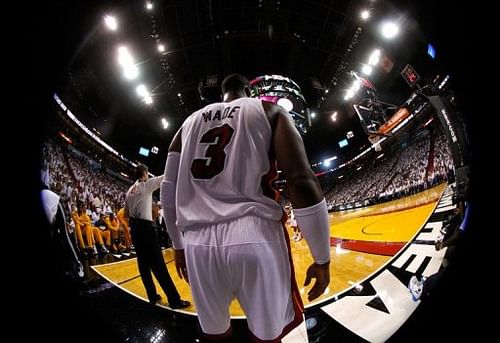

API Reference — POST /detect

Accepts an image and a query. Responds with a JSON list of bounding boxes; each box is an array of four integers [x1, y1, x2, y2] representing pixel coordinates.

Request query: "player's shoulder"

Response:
[[236, 97, 270, 115], [260, 99, 278, 113], [244, 97, 265, 106]]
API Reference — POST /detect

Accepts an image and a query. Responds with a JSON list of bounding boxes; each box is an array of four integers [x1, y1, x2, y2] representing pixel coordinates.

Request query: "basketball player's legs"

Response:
[[92, 227, 105, 246], [183, 217, 299, 340], [101, 229, 112, 247], [83, 224, 94, 247], [230, 220, 296, 341], [121, 225, 132, 248], [184, 243, 233, 338], [73, 224, 85, 250]]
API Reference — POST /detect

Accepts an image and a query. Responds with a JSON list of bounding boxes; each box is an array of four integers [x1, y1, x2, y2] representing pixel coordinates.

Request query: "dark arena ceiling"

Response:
[[39, 0, 472, 175]]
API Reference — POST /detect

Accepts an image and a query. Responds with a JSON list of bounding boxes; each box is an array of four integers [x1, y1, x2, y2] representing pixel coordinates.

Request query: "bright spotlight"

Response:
[[344, 89, 354, 101], [117, 46, 134, 66], [144, 96, 153, 105], [361, 64, 373, 75], [381, 21, 399, 39], [117, 46, 128, 55], [360, 10, 370, 20], [124, 65, 139, 80], [277, 98, 293, 112], [104, 15, 117, 31], [368, 49, 381, 66], [117, 47, 139, 79], [158, 44, 165, 52], [161, 118, 169, 129], [331, 111, 338, 122], [351, 80, 361, 91], [323, 156, 337, 167], [146, 2, 153, 10], [136, 84, 148, 97], [310, 112, 316, 118]]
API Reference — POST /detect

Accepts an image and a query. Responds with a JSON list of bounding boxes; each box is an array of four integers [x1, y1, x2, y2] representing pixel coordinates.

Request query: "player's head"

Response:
[[221, 73, 250, 97]]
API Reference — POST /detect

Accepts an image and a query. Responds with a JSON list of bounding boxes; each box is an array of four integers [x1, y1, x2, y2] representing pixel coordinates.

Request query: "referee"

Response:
[[124, 164, 190, 309]]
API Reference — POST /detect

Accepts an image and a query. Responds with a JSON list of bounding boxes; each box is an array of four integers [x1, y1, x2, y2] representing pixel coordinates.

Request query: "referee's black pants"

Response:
[[129, 218, 181, 305]]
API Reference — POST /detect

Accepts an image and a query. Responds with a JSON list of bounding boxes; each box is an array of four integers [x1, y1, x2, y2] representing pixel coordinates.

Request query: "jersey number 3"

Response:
[[191, 124, 234, 179]]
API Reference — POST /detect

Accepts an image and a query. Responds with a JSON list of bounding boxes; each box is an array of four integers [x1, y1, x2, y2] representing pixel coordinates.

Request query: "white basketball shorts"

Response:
[[183, 215, 302, 340]]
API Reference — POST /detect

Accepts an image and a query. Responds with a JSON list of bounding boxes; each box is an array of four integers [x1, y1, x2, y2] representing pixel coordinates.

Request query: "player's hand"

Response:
[[174, 249, 189, 283], [304, 261, 330, 301]]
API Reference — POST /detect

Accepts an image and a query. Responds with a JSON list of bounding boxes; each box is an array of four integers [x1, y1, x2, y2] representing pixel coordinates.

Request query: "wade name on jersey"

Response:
[[201, 106, 240, 122]]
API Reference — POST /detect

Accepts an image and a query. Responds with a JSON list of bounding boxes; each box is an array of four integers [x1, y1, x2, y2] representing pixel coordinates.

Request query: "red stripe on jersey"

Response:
[[260, 159, 279, 201]]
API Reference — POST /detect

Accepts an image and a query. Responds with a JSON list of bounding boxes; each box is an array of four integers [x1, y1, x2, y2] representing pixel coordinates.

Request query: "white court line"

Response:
[[306, 183, 446, 307]]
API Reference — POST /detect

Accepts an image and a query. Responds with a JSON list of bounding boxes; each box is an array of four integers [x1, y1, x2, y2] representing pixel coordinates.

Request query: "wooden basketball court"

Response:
[[92, 183, 445, 317]]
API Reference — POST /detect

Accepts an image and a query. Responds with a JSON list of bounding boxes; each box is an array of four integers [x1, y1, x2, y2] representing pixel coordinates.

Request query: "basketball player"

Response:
[[160, 74, 331, 342]]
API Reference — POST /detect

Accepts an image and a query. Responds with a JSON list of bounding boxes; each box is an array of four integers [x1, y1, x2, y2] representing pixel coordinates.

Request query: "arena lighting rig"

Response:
[[249, 74, 310, 134]]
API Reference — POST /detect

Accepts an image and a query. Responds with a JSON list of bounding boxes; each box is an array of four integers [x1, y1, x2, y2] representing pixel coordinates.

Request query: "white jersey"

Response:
[[176, 97, 283, 229], [125, 176, 163, 221]]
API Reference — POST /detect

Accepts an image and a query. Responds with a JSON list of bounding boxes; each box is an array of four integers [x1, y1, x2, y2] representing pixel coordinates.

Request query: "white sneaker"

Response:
[[408, 275, 424, 301]]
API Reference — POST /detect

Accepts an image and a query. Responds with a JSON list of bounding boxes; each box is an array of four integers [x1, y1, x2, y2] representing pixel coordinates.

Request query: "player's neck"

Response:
[[223, 91, 246, 102]]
